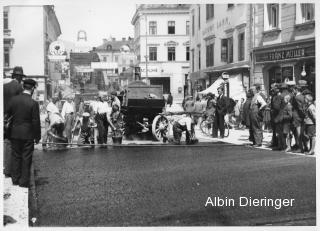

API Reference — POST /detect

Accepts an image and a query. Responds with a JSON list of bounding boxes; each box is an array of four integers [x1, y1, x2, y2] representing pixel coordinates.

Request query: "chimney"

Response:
[[112, 37, 116, 41], [122, 37, 126, 41]]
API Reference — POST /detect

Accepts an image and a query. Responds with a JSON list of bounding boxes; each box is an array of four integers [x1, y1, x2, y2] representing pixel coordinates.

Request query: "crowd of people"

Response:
[[181, 81, 316, 155], [42, 91, 123, 147], [3, 66, 316, 189]]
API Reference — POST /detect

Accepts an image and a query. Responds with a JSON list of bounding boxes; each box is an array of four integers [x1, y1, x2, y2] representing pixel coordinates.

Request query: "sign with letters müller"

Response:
[[255, 48, 306, 63]]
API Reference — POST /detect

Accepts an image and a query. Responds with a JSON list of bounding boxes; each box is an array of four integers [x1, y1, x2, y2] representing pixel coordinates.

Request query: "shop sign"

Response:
[[139, 65, 161, 77], [164, 41, 179, 46], [256, 48, 306, 63]]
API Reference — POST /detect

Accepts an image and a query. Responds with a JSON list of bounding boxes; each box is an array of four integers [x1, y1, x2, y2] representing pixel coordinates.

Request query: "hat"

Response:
[[270, 83, 278, 89], [279, 83, 288, 89], [23, 79, 37, 87], [297, 80, 308, 87], [82, 112, 90, 117], [217, 85, 224, 91], [12, 66, 26, 77], [302, 89, 312, 95], [111, 91, 117, 96], [286, 81, 296, 86]]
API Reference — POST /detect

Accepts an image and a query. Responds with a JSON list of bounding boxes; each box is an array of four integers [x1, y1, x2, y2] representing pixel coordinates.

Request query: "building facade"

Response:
[[131, 4, 190, 101], [189, 4, 251, 99], [3, 5, 61, 102], [252, 3, 315, 95], [94, 37, 136, 89]]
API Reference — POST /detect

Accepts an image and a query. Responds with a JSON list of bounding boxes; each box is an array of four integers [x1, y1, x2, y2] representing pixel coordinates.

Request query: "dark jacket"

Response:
[[216, 94, 228, 115], [242, 97, 252, 126], [291, 93, 305, 126], [3, 79, 23, 113], [167, 94, 173, 105], [7, 92, 41, 141]]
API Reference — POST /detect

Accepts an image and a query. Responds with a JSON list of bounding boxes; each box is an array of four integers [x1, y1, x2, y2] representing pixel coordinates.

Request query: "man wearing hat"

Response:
[[61, 95, 75, 144], [3, 66, 25, 177], [291, 81, 307, 153], [5, 79, 41, 187], [249, 85, 267, 147], [269, 83, 282, 148], [214, 86, 228, 138]]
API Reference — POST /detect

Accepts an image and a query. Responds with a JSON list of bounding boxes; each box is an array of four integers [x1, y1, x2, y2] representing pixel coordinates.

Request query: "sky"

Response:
[[53, 0, 137, 47]]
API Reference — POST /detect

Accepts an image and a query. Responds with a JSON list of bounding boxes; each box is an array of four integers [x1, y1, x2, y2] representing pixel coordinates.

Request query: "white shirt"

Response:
[[61, 101, 74, 119], [46, 102, 59, 114], [250, 93, 267, 110], [49, 112, 64, 127], [97, 101, 111, 114], [177, 115, 192, 131]]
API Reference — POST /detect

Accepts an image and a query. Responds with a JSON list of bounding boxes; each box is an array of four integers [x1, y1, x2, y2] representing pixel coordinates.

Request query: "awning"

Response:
[[204, 62, 250, 73], [198, 77, 224, 95]]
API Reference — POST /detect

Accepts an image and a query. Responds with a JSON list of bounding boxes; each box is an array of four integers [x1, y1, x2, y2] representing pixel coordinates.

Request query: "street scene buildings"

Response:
[[2, 2, 317, 228]]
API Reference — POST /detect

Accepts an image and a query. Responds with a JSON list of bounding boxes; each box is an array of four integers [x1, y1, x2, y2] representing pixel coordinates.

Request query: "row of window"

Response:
[[193, 4, 314, 36], [148, 46, 190, 62], [191, 32, 245, 72], [149, 20, 190, 35], [266, 3, 314, 30]]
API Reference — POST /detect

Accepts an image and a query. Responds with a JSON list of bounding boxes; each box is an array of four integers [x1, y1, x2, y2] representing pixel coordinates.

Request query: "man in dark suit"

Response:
[[3, 66, 25, 177], [291, 81, 307, 153], [214, 86, 228, 138], [6, 79, 41, 188]]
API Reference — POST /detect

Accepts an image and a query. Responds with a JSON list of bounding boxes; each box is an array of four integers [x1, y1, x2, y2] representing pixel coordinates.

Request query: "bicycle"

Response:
[[199, 114, 230, 138]]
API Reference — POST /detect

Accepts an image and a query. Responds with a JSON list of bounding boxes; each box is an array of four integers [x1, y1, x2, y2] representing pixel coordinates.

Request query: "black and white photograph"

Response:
[[2, 0, 317, 229]]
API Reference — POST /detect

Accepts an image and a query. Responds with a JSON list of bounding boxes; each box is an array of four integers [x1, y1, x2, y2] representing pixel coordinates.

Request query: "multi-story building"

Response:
[[189, 4, 251, 99], [252, 3, 315, 95], [131, 4, 190, 101], [94, 37, 135, 88], [3, 5, 61, 102]]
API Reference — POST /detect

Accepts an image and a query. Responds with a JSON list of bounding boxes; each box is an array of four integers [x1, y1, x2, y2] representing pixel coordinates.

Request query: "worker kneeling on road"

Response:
[[172, 114, 198, 145], [73, 112, 96, 145]]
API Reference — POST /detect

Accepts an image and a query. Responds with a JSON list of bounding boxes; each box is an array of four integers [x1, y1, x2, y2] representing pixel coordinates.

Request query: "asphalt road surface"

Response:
[[33, 143, 316, 226]]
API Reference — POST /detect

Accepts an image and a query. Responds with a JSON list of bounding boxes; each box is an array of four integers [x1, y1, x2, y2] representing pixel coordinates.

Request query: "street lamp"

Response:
[[301, 63, 306, 77]]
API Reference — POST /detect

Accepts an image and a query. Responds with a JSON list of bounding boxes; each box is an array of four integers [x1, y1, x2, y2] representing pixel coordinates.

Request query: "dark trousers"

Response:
[[173, 122, 189, 144], [249, 108, 263, 145], [4, 139, 12, 176], [95, 113, 108, 144], [213, 112, 225, 138], [10, 139, 34, 186]]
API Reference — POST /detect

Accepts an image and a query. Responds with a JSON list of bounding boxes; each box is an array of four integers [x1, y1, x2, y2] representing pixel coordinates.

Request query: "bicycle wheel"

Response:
[[200, 120, 212, 136]]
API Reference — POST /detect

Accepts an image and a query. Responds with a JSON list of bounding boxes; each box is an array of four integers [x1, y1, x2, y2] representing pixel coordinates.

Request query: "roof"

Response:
[[95, 40, 134, 52], [70, 52, 100, 65]]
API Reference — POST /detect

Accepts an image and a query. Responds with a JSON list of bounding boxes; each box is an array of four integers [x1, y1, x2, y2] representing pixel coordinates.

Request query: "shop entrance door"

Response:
[[268, 66, 282, 90], [150, 77, 170, 94]]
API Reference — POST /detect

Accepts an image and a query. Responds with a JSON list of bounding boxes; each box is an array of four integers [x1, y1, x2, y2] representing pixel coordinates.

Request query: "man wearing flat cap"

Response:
[[6, 79, 41, 188], [3, 66, 25, 177]]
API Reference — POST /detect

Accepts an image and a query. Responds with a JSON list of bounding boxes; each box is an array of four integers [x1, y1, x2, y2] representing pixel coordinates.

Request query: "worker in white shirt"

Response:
[[95, 95, 112, 144], [172, 114, 196, 145], [249, 85, 267, 147], [61, 95, 75, 143]]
